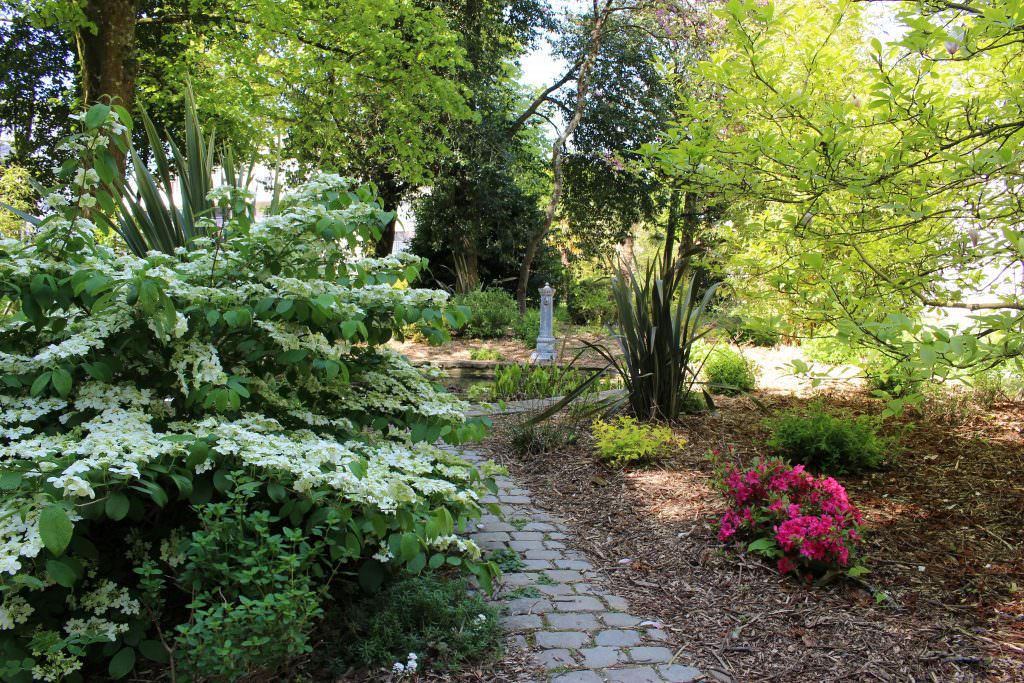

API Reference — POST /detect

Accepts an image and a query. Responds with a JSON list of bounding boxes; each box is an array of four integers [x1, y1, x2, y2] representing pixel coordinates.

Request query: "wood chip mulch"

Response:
[[482, 390, 1024, 683]]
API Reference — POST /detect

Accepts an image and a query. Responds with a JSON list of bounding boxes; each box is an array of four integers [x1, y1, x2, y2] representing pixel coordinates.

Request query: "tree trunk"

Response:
[[78, 0, 139, 171], [374, 177, 403, 257], [515, 1, 613, 313]]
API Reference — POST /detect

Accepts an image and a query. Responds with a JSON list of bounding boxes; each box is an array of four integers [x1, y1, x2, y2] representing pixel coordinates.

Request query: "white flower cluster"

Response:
[[0, 169, 494, 678], [392, 652, 418, 675]]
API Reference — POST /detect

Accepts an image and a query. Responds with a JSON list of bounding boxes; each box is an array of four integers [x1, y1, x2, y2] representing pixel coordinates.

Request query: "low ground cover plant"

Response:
[[469, 348, 505, 361], [703, 347, 757, 395], [490, 363, 607, 401], [0, 108, 498, 681], [333, 573, 501, 674], [713, 456, 865, 579], [591, 415, 679, 467], [764, 403, 895, 474], [450, 289, 517, 339]]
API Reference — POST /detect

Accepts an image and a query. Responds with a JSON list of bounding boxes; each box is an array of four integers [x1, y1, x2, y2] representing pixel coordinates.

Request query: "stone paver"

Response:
[[456, 448, 705, 682]]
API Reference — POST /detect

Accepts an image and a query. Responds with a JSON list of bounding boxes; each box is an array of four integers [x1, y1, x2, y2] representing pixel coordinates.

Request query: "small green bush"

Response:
[[734, 325, 780, 347], [513, 308, 542, 346], [336, 573, 502, 673], [679, 390, 708, 415], [466, 383, 495, 402], [967, 365, 1024, 406], [171, 485, 327, 681], [591, 416, 679, 467], [452, 289, 517, 339], [566, 274, 616, 325], [861, 355, 918, 397], [507, 417, 581, 455], [802, 336, 861, 365], [469, 347, 505, 361], [704, 347, 757, 395], [764, 403, 895, 474]]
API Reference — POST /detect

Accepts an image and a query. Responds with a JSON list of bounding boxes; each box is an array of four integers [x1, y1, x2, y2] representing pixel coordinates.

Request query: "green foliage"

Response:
[[506, 417, 580, 456], [565, 264, 616, 325], [0, 108, 497, 681], [733, 325, 780, 348], [678, 390, 708, 415], [469, 348, 505, 361], [492, 364, 608, 401], [764, 403, 895, 474], [466, 383, 495, 403], [337, 573, 502, 673], [802, 336, 861, 366], [489, 548, 526, 573], [862, 354, 919, 399], [965, 365, 1024, 407], [651, 0, 1024, 415], [0, 163, 34, 239], [513, 309, 542, 347], [703, 348, 757, 395], [591, 415, 678, 467], [171, 484, 328, 681], [589, 234, 719, 421], [451, 289, 517, 339]]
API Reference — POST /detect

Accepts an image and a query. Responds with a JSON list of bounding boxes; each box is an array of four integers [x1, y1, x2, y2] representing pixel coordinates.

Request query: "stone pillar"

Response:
[[530, 283, 557, 364]]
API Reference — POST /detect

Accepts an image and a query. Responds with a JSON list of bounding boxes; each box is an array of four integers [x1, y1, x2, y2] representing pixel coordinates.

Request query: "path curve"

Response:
[[460, 448, 706, 683]]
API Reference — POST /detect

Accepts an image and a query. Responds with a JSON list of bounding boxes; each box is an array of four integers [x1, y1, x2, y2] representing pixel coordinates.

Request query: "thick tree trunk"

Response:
[[374, 177, 404, 257], [515, 0, 613, 313], [78, 0, 139, 171]]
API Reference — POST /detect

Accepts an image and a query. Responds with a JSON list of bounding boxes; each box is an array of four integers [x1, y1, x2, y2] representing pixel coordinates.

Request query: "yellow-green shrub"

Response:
[[591, 416, 680, 467]]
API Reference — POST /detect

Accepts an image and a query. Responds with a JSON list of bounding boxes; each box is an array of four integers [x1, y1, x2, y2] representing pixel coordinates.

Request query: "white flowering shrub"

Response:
[[0, 106, 497, 682]]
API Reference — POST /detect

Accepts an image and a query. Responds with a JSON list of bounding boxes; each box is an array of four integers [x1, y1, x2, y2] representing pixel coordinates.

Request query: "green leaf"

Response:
[[51, 368, 72, 398], [46, 558, 79, 588], [38, 505, 74, 556], [746, 537, 779, 554], [847, 565, 871, 578], [428, 553, 445, 569], [138, 640, 169, 664], [83, 361, 113, 382], [407, 551, 427, 573], [108, 647, 136, 679], [267, 481, 287, 503], [84, 103, 111, 130], [358, 560, 386, 593], [399, 533, 420, 562], [30, 371, 51, 397], [105, 492, 130, 521], [0, 471, 22, 490]]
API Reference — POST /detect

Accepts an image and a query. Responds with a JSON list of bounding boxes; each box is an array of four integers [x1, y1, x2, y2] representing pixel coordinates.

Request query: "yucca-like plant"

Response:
[[527, 234, 720, 425], [589, 234, 720, 421], [95, 87, 257, 255]]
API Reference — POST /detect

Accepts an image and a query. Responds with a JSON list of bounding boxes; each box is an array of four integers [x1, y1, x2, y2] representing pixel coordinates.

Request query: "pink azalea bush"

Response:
[[713, 455, 865, 578]]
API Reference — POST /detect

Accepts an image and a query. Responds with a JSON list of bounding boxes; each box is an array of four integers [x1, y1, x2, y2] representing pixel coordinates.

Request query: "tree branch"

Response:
[[508, 57, 583, 136]]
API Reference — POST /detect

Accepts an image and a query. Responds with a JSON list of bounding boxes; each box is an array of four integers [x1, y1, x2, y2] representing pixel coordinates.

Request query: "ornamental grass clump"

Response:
[[0, 106, 498, 681], [713, 456, 865, 579]]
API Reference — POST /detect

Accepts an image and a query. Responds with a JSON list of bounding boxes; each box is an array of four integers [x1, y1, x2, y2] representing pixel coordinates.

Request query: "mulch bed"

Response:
[[483, 390, 1024, 682]]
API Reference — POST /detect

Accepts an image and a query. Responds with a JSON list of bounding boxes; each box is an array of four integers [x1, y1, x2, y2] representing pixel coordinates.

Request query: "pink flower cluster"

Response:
[[715, 457, 864, 576]]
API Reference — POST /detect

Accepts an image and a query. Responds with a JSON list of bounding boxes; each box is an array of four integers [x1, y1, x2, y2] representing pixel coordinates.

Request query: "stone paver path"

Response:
[[460, 449, 704, 683]]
